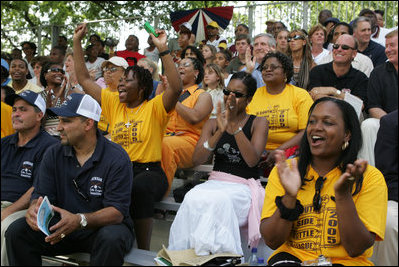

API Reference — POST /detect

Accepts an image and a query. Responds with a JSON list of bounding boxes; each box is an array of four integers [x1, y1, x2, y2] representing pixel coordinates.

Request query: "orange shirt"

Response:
[[166, 84, 209, 137]]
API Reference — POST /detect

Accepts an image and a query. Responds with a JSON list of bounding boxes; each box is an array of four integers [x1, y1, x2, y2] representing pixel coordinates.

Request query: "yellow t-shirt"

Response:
[[98, 88, 118, 133], [247, 84, 313, 150], [8, 80, 44, 94], [101, 90, 170, 162], [262, 161, 388, 266], [1, 102, 15, 138]]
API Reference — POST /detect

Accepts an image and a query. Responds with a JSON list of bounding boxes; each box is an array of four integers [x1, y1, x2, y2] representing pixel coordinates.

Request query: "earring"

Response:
[[342, 141, 349, 150], [284, 77, 287, 83]]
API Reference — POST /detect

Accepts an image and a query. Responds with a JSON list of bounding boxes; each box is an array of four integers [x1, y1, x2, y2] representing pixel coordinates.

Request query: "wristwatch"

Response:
[[78, 213, 87, 229]]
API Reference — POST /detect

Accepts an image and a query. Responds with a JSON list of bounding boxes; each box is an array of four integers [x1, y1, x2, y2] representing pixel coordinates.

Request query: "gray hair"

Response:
[[352, 16, 371, 31], [253, 33, 276, 47]]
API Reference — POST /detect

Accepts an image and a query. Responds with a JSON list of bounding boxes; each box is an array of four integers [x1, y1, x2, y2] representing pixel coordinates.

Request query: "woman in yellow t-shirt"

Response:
[[73, 23, 182, 250], [247, 52, 313, 176], [260, 97, 387, 266]]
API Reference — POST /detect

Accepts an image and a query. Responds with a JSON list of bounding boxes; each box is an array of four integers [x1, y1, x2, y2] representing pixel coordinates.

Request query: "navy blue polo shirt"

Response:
[[32, 130, 133, 228], [308, 62, 369, 107], [1, 129, 58, 202], [359, 40, 387, 68]]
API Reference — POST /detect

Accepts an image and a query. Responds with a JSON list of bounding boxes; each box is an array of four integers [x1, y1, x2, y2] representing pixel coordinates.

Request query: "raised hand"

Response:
[[275, 150, 301, 198], [151, 29, 167, 50], [216, 101, 227, 133], [245, 46, 256, 73], [334, 159, 368, 199], [73, 23, 88, 42]]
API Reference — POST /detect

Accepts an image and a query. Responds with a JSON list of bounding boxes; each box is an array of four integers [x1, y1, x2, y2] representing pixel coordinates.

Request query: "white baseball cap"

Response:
[[101, 56, 129, 69], [48, 93, 102, 122], [180, 22, 192, 32]]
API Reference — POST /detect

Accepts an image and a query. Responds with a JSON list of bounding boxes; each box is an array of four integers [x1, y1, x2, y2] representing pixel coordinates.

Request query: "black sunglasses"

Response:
[[73, 179, 89, 202], [287, 35, 305, 42], [47, 67, 65, 74], [332, 44, 355, 50], [313, 176, 326, 212], [223, 88, 247, 98]]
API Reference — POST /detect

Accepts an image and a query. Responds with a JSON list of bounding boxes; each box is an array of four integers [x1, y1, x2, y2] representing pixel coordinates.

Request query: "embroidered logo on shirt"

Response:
[[89, 176, 103, 196], [20, 161, 33, 178]]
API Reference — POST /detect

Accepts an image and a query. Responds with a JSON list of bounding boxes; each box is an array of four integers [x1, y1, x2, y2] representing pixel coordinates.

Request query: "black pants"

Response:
[[5, 217, 133, 266], [130, 162, 168, 219]]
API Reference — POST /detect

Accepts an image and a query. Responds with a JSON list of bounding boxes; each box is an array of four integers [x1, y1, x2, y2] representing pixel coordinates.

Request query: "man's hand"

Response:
[[25, 198, 41, 231], [45, 205, 81, 245]]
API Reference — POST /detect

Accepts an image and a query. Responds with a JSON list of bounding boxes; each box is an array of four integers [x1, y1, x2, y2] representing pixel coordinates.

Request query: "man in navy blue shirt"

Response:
[[5, 93, 134, 266], [1, 90, 58, 266], [353, 16, 387, 67]]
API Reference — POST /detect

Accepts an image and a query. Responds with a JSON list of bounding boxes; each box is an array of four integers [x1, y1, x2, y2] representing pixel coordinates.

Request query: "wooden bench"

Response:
[[42, 247, 157, 266]]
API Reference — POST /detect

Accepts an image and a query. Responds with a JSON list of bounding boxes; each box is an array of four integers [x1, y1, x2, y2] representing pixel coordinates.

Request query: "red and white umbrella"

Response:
[[170, 6, 234, 43]]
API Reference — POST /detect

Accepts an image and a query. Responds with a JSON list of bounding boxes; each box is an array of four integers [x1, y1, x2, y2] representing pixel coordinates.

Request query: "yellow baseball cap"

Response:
[[218, 43, 227, 49], [207, 21, 220, 29]]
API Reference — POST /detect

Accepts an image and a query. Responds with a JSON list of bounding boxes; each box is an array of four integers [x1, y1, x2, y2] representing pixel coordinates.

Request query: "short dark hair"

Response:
[[236, 24, 249, 31], [259, 51, 294, 84], [359, 8, 375, 17], [51, 46, 66, 55], [181, 45, 206, 66], [228, 71, 257, 97], [216, 49, 232, 62], [21, 41, 37, 51], [298, 97, 363, 195], [125, 65, 153, 101], [331, 22, 353, 35], [374, 9, 384, 16], [235, 34, 251, 45]]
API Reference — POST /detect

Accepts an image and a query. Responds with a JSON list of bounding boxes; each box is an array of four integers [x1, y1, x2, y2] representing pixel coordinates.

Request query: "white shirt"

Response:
[[85, 57, 105, 80], [371, 27, 392, 47], [312, 48, 330, 65]]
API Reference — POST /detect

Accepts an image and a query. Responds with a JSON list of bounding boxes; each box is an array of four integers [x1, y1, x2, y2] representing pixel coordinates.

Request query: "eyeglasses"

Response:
[[260, 64, 283, 72], [313, 176, 326, 212], [47, 67, 65, 74], [223, 88, 247, 98], [287, 35, 305, 42], [332, 44, 355, 50], [177, 62, 192, 68], [102, 67, 119, 73], [73, 179, 89, 202]]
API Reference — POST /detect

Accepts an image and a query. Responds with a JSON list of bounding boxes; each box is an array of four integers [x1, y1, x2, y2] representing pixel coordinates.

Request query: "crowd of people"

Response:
[[1, 7, 398, 266]]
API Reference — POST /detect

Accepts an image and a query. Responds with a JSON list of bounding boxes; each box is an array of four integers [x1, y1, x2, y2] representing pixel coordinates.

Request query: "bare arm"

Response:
[[260, 151, 302, 249], [150, 29, 182, 113], [334, 160, 375, 257], [368, 107, 387, 119], [175, 92, 213, 125], [1, 187, 34, 221], [72, 23, 102, 104]]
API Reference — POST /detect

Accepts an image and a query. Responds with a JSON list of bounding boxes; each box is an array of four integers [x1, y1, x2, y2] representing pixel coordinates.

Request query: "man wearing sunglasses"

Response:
[[5, 94, 135, 265], [308, 34, 368, 111]]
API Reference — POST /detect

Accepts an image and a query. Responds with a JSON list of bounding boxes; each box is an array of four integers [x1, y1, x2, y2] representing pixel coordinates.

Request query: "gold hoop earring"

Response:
[[342, 141, 349, 150]]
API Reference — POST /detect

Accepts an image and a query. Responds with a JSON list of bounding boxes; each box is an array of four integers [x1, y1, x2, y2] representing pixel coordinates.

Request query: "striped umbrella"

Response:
[[170, 6, 234, 44]]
